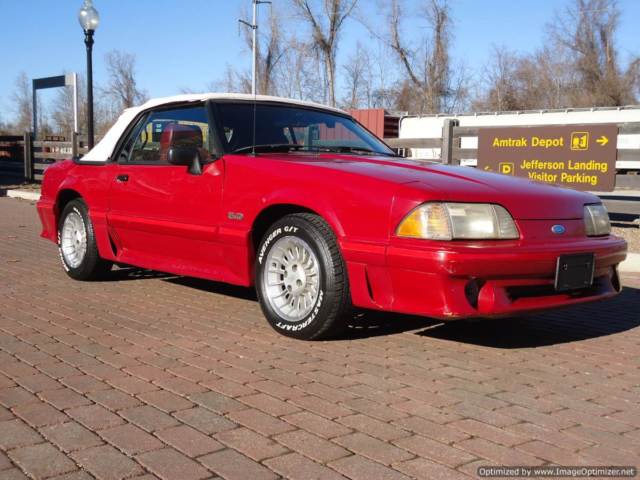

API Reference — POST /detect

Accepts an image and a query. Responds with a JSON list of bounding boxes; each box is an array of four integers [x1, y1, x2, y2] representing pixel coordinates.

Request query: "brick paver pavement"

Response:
[[0, 196, 639, 479]]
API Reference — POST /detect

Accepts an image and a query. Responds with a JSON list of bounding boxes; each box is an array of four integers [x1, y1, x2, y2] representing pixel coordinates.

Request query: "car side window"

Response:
[[125, 105, 213, 164]]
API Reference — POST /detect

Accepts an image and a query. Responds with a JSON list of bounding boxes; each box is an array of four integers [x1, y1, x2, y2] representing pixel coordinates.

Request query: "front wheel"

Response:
[[58, 199, 112, 280], [255, 213, 351, 340]]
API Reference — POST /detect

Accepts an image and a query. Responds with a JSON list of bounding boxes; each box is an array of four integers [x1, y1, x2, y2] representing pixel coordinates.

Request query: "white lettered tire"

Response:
[[255, 213, 351, 340]]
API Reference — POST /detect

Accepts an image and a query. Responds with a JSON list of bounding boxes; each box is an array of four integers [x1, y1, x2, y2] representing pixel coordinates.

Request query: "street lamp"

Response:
[[78, 0, 99, 149]]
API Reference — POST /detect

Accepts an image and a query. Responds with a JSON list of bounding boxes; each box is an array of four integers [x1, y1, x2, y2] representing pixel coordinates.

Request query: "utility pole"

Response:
[[239, 0, 271, 95]]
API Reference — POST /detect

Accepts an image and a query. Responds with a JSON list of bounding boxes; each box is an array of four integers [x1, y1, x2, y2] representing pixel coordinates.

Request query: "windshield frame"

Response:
[[210, 100, 397, 157]]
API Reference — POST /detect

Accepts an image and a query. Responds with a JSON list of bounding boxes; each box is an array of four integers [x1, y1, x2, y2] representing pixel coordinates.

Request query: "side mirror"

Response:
[[168, 146, 202, 175]]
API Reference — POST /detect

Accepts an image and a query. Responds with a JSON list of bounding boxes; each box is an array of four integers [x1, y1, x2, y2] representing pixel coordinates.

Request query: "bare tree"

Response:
[[0, 112, 12, 135], [210, 64, 251, 94], [256, 12, 286, 95], [385, 0, 467, 113], [474, 0, 638, 111], [366, 42, 398, 110], [102, 50, 148, 113], [550, 0, 638, 106], [276, 38, 324, 102], [341, 42, 373, 109], [9, 56, 147, 140], [11, 72, 32, 133], [238, 7, 287, 95], [49, 73, 122, 139], [516, 49, 578, 109], [291, 0, 358, 106], [51, 75, 86, 138], [215, 5, 286, 96], [474, 45, 576, 111], [216, 3, 323, 102], [473, 47, 520, 111]]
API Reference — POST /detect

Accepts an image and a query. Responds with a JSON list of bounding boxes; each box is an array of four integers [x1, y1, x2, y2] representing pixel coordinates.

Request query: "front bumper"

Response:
[[380, 235, 627, 319]]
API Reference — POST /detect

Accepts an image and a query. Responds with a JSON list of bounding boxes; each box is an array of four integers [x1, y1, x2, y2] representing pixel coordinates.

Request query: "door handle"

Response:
[[116, 174, 129, 182]]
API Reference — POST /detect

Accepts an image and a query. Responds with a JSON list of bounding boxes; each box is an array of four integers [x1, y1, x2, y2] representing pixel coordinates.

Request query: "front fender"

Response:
[[257, 188, 346, 239]]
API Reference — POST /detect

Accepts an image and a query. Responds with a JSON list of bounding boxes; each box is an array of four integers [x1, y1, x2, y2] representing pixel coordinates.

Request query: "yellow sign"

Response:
[[499, 162, 514, 175], [596, 135, 609, 146], [570, 132, 589, 151]]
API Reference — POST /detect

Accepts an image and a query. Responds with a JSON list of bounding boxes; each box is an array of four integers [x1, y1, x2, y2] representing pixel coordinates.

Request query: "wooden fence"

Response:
[[0, 135, 24, 180], [384, 119, 640, 168], [0, 132, 89, 183]]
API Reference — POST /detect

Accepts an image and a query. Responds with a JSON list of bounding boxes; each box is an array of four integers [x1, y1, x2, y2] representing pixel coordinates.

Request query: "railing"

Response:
[[0, 132, 89, 183], [0, 135, 24, 180]]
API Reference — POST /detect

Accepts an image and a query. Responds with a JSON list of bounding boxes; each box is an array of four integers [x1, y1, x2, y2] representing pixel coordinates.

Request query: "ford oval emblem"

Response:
[[551, 224, 566, 235]]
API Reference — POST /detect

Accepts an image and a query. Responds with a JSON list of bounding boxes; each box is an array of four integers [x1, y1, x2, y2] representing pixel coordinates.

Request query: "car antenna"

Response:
[[251, 91, 258, 157]]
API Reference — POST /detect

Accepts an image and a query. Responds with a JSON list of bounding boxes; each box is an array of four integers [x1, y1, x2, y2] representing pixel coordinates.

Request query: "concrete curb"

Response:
[[620, 252, 640, 274], [6, 189, 41, 201]]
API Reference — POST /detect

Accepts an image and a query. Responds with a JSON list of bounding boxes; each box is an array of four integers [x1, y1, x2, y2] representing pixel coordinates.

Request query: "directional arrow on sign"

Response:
[[596, 135, 609, 146]]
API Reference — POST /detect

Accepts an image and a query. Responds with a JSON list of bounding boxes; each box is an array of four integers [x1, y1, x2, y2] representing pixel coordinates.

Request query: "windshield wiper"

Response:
[[322, 146, 398, 157], [232, 143, 397, 157], [232, 144, 320, 154]]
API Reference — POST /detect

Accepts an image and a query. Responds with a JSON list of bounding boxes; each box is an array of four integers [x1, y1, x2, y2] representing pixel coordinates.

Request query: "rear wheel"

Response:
[[255, 213, 351, 340], [58, 199, 112, 280]]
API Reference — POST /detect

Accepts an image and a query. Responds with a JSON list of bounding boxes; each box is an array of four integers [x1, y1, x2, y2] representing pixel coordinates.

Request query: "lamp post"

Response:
[[78, 0, 99, 149]]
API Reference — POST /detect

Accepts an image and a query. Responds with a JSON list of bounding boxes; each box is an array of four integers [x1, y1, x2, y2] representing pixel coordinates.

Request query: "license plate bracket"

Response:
[[555, 253, 595, 292]]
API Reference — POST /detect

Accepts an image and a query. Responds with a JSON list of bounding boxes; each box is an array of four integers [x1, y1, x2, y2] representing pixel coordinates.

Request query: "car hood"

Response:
[[274, 154, 599, 220]]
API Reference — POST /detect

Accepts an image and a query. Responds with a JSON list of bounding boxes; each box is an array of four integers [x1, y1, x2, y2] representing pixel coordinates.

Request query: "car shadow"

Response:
[[98, 266, 175, 282], [330, 287, 640, 347], [113, 267, 639, 348], [165, 276, 258, 301], [410, 286, 640, 348], [340, 310, 442, 339]]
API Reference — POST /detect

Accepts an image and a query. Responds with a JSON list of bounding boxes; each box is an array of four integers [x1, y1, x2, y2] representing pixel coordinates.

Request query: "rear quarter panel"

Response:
[[39, 160, 115, 256]]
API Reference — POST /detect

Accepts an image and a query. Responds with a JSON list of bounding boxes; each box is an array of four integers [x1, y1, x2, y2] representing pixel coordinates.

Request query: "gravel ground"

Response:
[[613, 220, 640, 252]]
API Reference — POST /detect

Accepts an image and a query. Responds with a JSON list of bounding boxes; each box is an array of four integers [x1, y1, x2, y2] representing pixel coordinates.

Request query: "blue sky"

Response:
[[1, 0, 639, 122]]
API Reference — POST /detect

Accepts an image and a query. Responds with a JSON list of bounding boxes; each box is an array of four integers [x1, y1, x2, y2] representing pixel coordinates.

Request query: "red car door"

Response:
[[107, 104, 226, 279]]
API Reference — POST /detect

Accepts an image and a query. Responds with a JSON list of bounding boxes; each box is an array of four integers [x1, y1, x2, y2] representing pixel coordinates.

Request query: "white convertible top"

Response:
[[81, 93, 347, 162]]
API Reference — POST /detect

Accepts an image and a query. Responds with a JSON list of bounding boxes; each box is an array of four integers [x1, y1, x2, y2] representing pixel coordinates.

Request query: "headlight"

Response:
[[396, 202, 519, 240], [584, 204, 610, 236]]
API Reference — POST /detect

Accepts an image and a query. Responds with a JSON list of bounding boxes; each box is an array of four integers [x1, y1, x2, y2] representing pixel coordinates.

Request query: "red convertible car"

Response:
[[37, 94, 627, 340]]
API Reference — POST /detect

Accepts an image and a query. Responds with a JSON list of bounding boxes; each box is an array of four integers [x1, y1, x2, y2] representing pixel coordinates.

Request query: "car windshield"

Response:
[[216, 103, 396, 157]]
